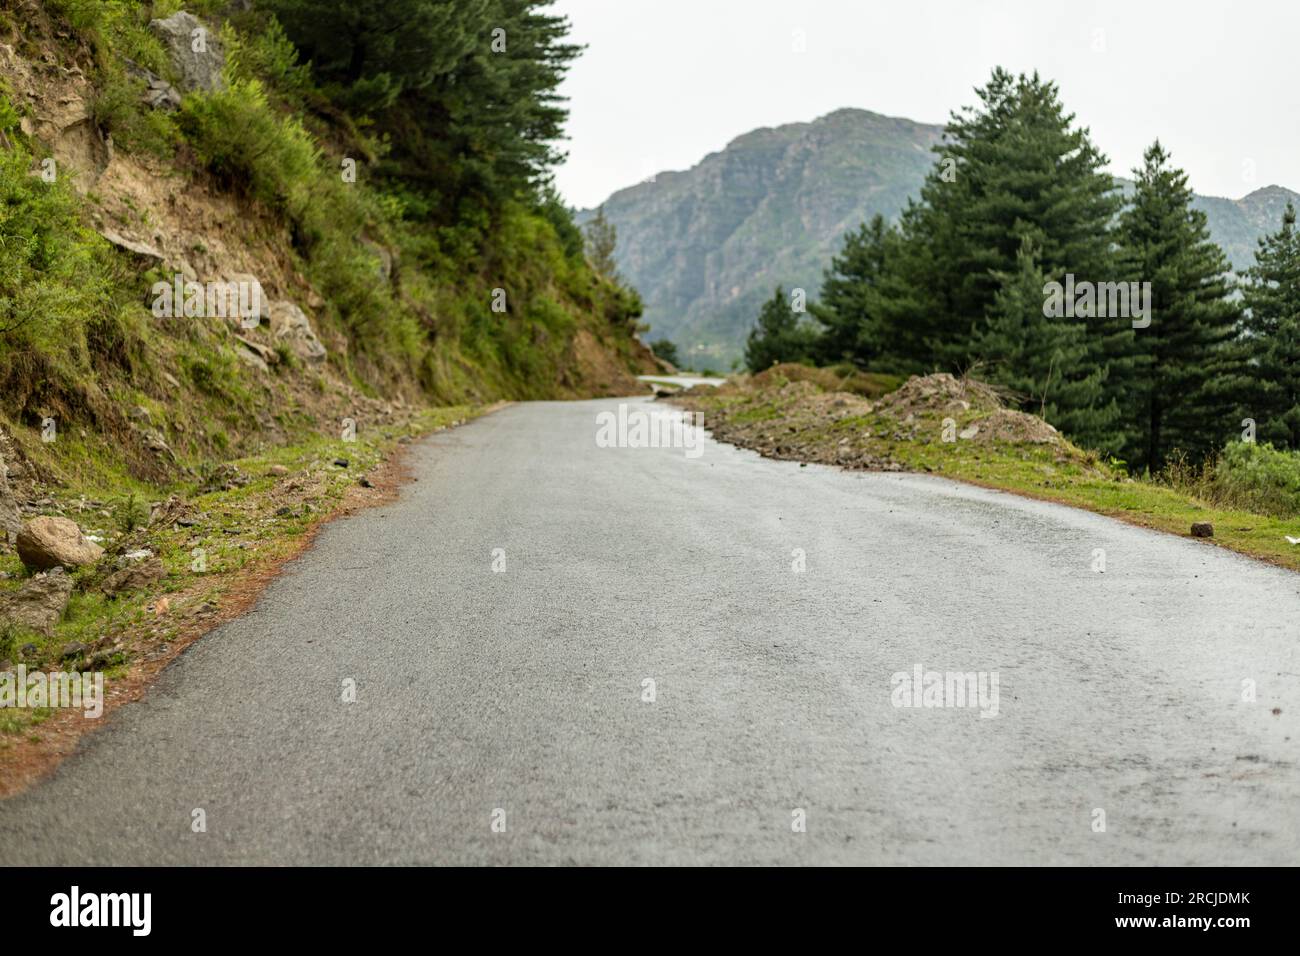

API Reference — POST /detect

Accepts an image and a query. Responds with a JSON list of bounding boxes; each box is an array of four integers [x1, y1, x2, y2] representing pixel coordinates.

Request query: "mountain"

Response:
[[582, 108, 1299, 366], [1192, 185, 1299, 271]]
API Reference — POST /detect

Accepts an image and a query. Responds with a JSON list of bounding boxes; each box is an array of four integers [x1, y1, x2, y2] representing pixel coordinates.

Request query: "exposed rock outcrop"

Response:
[[0, 449, 21, 542], [270, 301, 328, 364], [149, 11, 226, 93]]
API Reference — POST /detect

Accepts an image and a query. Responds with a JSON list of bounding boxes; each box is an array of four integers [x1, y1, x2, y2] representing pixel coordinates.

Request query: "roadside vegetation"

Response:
[[0, 0, 651, 759], [673, 368, 1300, 572], [743, 69, 1300, 487]]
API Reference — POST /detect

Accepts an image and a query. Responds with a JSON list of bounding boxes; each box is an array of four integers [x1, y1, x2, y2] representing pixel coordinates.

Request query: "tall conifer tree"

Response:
[[1116, 142, 1240, 469], [1239, 202, 1300, 448]]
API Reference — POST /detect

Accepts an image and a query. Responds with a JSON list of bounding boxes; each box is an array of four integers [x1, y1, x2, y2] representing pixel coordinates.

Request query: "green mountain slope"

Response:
[[586, 108, 1298, 366]]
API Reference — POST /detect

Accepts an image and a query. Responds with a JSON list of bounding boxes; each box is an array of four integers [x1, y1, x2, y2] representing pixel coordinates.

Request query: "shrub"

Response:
[[648, 338, 679, 366], [91, 70, 179, 158], [1207, 442, 1300, 518], [179, 79, 320, 216], [225, 18, 312, 99], [48, 0, 170, 74], [0, 139, 115, 366]]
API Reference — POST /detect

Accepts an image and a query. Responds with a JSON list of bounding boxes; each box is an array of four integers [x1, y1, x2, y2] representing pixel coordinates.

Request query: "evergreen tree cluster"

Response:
[[749, 68, 1300, 472], [263, 0, 581, 224]]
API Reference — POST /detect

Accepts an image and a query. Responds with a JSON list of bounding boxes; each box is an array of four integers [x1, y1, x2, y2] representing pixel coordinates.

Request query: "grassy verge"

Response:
[[672, 370, 1300, 573], [0, 404, 480, 744]]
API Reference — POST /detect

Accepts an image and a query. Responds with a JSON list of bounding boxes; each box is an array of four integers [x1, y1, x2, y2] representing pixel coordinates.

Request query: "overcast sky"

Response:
[[550, 0, 1299, 210]]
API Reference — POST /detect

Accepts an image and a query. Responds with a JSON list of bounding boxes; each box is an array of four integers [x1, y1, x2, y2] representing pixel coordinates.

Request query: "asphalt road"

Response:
[[2, 397, 1297, 865]]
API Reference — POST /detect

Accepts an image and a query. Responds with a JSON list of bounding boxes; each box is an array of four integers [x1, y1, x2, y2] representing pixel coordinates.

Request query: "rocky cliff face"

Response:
[[588, 109, 1299, 366]]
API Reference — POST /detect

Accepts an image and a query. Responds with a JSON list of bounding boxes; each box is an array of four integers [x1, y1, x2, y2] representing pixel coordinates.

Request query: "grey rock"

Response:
[[235, 335, 278, 367], [199, 463, 250, 494], [142, 72, 183, 110], [88, 646, 126, 670], [98, 227, 165, 261], [101, 557, 166, 597], [133, 425, 174, 459], [0, 449, 21, 537], [269, 300, 327, 364], [149, 11, 225, 93], [233, 345, 269, 374], [0, 569, 73, 637], [215, 273, 269, 330]]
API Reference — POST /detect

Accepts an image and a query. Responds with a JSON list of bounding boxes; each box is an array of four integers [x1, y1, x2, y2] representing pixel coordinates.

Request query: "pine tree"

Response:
[[583, 206, 619, 280], [1116, 142, 1241, 470], [885, 69, 1122, 372], [811, 215, 890, 367], [1240, 202, 1300, 448], [745, 287, 814, 372], [648, 338, 680, 367], [266, 1, 581, 220], [971, 231, 1114, 443]]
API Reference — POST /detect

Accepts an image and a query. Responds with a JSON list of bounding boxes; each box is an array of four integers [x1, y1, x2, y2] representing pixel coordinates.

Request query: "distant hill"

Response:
[[581, 109, 1299, 366], [1192, 184, 1299, 271]]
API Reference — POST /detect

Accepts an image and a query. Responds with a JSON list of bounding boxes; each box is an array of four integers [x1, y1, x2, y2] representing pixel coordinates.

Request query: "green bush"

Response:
[[225, 17, 311, 98], [91, 70, 179, 158], [0, 138, 113, 364], [648, 338, 679, 366], [179, 78, 320, 215], [1208, 442, 1300, 518], [48, 0, 170, 74]]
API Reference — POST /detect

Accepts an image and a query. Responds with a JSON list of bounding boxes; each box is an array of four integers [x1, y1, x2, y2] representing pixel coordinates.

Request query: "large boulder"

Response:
[[0, 568, 73, 636], [16, 516, 105, 571], [149, 11, 226, 93], [269, 301, 328, 364]]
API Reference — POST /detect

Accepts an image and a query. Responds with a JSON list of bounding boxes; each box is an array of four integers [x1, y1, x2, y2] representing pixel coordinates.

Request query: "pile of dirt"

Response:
[[967, 407, 1061, 445], [671, 379, 905, 471], [875, 374, 1062, 448], [670, 369, 1077, 475], [752, 364, 845, 392], [750, 363, 901, 399], [874, 372, 1004, 417]]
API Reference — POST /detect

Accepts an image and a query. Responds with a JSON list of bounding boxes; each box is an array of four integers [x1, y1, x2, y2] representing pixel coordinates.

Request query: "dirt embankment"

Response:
[[670, 365, 1078, 472]]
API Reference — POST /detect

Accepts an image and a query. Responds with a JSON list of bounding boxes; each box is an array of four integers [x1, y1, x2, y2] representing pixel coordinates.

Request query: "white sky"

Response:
[[550, 0, 1300, 210]]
